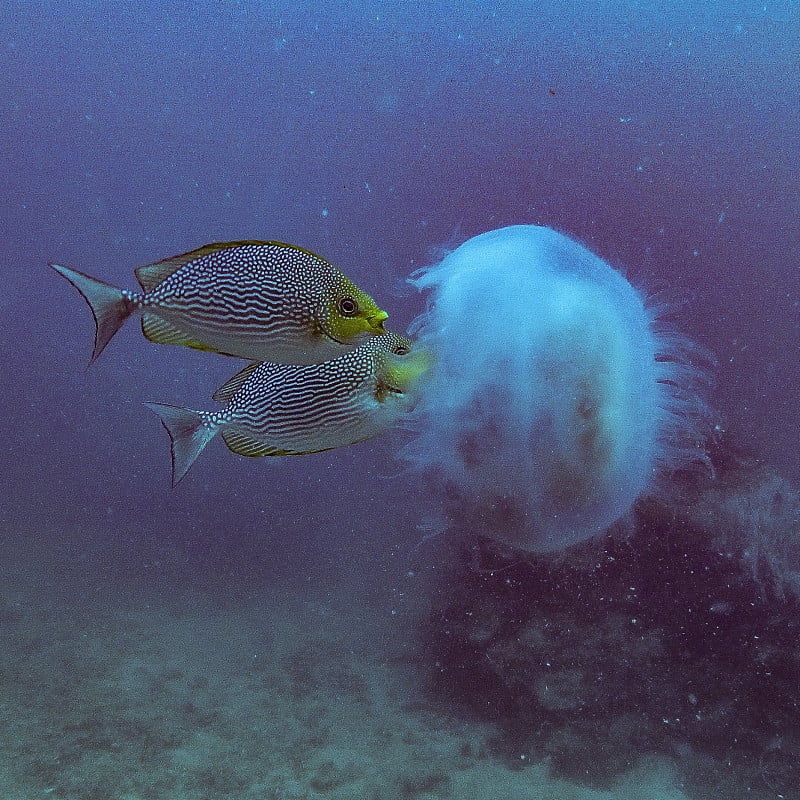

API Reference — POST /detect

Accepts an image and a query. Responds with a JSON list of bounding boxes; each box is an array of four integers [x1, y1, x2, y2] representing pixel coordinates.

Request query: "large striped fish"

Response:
[[50, 240, 389, 365], [145, 332, 431, 485]]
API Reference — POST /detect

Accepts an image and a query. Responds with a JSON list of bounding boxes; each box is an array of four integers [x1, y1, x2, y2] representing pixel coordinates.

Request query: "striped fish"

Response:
[[145, 332, 431, 485], [50, 240, 389, 365]]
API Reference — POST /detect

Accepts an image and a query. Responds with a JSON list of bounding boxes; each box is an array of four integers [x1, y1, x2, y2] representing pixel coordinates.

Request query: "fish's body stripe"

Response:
[[207, 333, 417, 454], [56, 241, 387, 365], [136, 243, 369, 361]]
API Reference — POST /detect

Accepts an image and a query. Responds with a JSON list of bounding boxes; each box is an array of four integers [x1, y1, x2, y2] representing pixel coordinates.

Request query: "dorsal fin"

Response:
[[212, 361, 262, 403], [221, 429, 295, 458], [141, 314, 218, 352], [134, 240, 270, 291]]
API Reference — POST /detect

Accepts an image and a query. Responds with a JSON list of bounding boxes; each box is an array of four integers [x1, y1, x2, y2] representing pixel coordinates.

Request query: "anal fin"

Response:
[[141, 314, 218, 352], [222, 429, 295, 458]]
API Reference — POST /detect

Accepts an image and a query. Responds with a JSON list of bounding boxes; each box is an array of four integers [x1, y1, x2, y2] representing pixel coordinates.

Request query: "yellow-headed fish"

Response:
[[145, 332, 431, 485], [50, 240, 388, 365]]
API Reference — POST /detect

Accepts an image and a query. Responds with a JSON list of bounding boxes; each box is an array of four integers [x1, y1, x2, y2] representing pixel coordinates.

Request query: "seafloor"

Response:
[[2, 435, 798, 799], [1, 535, 694, 800]]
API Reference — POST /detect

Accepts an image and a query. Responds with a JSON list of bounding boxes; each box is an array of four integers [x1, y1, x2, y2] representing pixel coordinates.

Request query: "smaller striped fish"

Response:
[[145, 332, 431, 485], [50, 240, 388, 365]]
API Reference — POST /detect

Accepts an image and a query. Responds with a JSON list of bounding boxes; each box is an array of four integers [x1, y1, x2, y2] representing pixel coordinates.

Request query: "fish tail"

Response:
[[50, 263, 137, 365], [144, 403, 218, 486]]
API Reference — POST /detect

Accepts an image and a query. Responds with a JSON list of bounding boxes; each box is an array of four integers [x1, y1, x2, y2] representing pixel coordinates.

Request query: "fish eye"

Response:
[[393, 344, 410, 355], [338, 297, 359, 316]]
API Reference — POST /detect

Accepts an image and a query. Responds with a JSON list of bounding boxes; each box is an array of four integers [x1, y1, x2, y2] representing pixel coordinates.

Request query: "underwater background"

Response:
[[1, 2, 799, 798]]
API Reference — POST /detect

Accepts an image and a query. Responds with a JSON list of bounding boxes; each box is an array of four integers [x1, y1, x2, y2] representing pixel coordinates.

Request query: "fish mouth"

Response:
[[376, 380, 404, 402], [367, 310, 388, 333]]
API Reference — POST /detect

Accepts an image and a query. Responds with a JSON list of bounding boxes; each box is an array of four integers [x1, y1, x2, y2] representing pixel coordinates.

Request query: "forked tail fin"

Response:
[[50, 263, 136, 365], [144, 403, 218, 486]]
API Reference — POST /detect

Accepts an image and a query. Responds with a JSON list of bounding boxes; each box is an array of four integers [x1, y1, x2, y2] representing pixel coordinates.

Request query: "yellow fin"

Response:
[[221, 429, 295, 458], [141, 314, 218, 352], [134, 240, 270, 291], [212, 362, 262, 404]]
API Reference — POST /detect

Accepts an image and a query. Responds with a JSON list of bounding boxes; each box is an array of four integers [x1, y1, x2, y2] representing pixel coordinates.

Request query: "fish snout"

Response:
[[367, 310, 388, 333]]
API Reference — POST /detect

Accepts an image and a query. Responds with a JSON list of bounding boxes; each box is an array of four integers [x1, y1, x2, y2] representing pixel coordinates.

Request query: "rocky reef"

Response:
[[419, 434, 800, 799]]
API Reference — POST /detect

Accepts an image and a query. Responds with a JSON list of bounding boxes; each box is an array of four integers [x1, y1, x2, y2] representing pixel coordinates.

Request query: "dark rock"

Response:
[[418, 433, 800, 798]]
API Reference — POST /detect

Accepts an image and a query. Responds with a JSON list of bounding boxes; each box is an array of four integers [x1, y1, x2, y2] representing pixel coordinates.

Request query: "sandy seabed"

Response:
[[0, 534, 692, 800]]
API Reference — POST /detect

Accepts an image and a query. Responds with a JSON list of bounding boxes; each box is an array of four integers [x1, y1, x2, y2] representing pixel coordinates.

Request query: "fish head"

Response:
[[318, 278, 389, 345], [372, 333, 434, 405]]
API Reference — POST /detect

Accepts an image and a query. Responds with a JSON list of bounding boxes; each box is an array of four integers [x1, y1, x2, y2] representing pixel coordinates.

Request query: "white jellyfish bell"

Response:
[[406, 225, 711, 553]]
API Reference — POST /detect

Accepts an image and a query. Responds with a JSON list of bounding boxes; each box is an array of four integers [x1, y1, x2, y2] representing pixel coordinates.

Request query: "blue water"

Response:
[[2, 2, 799, 798]]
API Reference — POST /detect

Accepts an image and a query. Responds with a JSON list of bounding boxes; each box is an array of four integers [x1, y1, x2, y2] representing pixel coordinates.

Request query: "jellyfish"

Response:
[[406, 225, 710, 553]]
